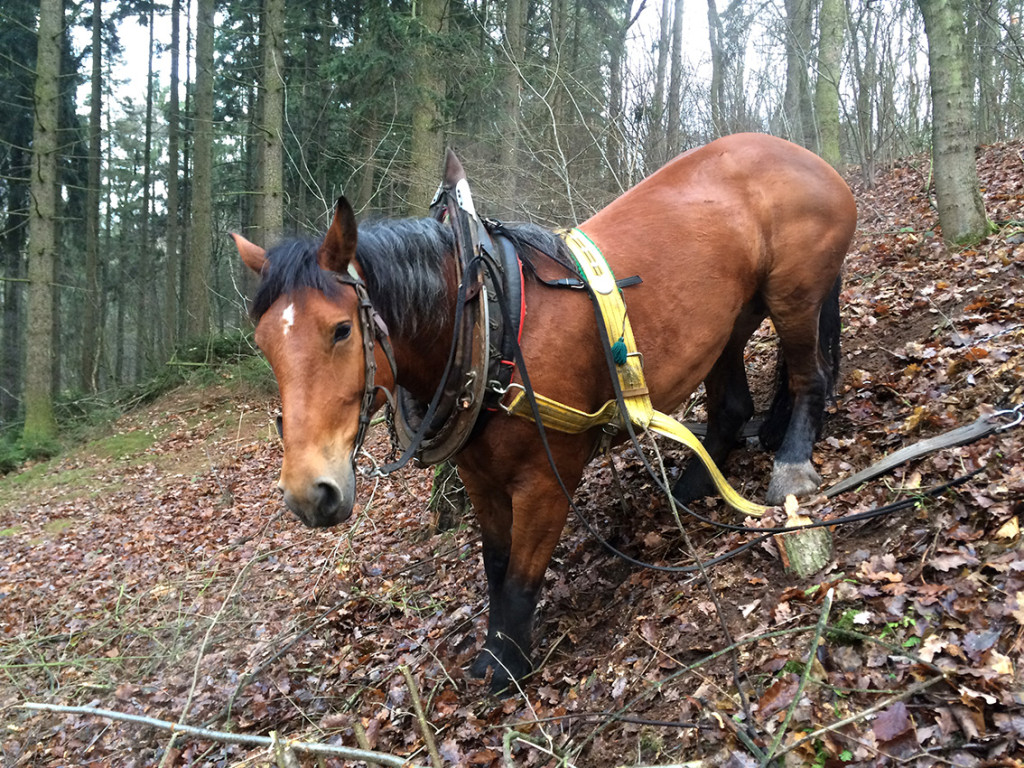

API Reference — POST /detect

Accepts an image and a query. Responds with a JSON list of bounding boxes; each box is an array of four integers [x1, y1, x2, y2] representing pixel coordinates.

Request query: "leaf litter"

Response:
[[2, 141, 1024, 767]]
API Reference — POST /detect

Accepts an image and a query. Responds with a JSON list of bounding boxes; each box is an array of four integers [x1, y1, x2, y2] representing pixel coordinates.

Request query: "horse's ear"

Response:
[[443, 148, 467, 187], [319, 196, 358, 273], [232, 232, 268, 275], [440, 149, 480, 222]]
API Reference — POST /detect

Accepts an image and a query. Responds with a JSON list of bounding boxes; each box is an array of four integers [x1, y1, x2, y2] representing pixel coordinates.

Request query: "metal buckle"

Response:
[[498, 383, 525, 415]]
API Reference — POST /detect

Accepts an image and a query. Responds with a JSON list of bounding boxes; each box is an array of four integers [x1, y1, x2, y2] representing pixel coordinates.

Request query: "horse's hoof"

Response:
[[672, 464, 716, 504], [766, 461, 821, 505], [469, 648, 497, 679], [469, 647, 531, 691]]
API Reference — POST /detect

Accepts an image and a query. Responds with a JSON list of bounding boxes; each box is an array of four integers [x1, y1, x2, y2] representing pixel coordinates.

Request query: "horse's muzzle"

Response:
[[281, 471, 356, 528]]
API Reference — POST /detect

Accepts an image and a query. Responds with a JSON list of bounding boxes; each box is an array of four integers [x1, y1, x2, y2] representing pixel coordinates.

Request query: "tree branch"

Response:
[[18, 702, 424, 768]]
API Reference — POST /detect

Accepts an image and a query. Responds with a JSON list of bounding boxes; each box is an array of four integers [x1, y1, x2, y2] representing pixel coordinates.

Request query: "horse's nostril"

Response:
[[313, 479, 342, 514]]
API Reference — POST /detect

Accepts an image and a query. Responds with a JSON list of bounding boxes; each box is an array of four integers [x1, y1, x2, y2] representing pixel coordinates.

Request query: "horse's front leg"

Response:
[[461, 467, 574, 691], [458, 473, 514, 680]]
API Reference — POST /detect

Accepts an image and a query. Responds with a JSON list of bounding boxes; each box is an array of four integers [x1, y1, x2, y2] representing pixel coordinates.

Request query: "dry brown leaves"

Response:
[[3, 142, 1024, 767]]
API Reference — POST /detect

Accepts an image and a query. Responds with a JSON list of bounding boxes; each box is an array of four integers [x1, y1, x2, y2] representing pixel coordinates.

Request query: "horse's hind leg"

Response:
[[763, 309, 832, 505], [673, 307, 761, 503]]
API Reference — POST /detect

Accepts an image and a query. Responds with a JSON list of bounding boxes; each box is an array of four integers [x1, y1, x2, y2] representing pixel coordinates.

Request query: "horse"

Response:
[[233, 133, 857, 689]]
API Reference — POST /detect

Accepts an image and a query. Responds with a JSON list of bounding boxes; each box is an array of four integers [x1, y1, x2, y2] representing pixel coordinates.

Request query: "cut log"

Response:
[[774, 495, 833, 578]]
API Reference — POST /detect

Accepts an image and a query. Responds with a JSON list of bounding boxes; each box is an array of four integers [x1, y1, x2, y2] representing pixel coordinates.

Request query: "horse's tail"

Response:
[[759, 275, 842, 450]]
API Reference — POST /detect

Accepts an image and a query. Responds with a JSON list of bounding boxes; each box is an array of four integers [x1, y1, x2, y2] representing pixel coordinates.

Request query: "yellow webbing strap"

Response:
[[505, 389, 619, 434], [504, 228, 768, 517], [561, 228, 654, 429], [648, 412, 769, 517]]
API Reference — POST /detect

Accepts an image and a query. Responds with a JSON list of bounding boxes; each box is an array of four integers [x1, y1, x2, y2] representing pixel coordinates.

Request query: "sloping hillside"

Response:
[[2, 142, 1023, 767]]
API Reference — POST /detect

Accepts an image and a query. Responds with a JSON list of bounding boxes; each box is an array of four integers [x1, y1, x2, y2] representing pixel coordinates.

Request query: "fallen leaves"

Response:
[[4, 141, 1024, 766]]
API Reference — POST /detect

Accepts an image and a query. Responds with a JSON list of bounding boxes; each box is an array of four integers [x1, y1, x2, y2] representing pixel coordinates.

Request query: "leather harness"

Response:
[[346, 176, 767, 516]]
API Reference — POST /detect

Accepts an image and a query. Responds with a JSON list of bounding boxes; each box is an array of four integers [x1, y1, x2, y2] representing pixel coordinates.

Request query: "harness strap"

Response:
[[504, 388, 620, 434], [506, 228, 769, 518], [562, 228, 653, 413], [332, 272, 398, 459]]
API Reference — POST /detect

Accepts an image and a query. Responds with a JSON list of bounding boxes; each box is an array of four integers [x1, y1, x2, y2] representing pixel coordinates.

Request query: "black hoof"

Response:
[[469, 645, 531, 692], [673, 462, 716, 504]]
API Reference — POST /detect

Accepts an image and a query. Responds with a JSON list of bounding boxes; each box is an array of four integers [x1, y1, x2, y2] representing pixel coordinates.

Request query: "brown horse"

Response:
[[233, 133, 857, 689]]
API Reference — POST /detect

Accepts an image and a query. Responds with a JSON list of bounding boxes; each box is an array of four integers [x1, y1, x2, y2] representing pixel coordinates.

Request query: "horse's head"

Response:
[[234, 198, 394, 528]]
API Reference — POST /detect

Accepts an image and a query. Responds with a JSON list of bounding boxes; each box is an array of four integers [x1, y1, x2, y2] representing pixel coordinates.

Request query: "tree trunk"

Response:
[[187, 0, 215, 340], [81, 0, 102, 393], [782, 0, 814, 147], [0, 145, 27, 423], [605, 0, 632, 187], [407, 0, 446, 216], [814, 0, 844, 167], [971, 0, 999, 144], [164, 0, 182, 359], [646, 0, 672, 171], [23, 0, 62, 447], [499, 0, 526, 216], [666, 0, 684, 153], [916, 0, 990, 244], [848, 4, 877, 185], [707, 0, 725, 137], [261, 0, 285, 238], [138, 5, 156, 381], [549, 0, 569, 153]]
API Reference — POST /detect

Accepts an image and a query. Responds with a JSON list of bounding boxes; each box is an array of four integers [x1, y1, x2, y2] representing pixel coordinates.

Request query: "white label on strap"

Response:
[[455, 178, 479, 221]]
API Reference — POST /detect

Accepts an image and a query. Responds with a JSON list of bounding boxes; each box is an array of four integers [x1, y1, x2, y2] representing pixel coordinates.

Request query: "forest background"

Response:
[[0, 0, 1022, 457]]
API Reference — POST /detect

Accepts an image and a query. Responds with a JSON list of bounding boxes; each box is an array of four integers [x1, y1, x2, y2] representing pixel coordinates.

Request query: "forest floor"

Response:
[[2, 141, 1024, 768]]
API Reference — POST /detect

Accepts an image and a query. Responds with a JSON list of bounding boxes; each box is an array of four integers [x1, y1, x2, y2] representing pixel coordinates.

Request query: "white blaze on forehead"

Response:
[[281, 303, 296, 335]]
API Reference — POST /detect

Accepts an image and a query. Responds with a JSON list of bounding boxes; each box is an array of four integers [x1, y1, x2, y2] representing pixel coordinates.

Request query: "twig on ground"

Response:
[[160, 554, 259, 767], [399, 665, 442, 768], [761, 587, 834, 766], [648, 433, 765, 761], [18, 702, 424, 768], [770, 675, 947, 761]]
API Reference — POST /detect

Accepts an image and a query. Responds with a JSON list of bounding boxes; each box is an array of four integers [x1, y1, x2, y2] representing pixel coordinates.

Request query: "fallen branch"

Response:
[[761, 587, 834, 766], [18, 702, 425, 768], [399, 665, 443, 768]]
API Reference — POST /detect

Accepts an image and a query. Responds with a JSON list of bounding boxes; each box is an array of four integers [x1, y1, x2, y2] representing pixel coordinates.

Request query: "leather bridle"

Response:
[[332, 271, 398, 459]]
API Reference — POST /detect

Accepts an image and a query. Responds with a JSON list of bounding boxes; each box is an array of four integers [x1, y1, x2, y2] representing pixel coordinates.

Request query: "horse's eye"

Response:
[[333, 322, 352, 344]]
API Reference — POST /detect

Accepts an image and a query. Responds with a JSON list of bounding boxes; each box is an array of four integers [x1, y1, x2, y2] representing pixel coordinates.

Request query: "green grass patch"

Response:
[[87, 430, 156, 460], [42, 518, 76, 535]]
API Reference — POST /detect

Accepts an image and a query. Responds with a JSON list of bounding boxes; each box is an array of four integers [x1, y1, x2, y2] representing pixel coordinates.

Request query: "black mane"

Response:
[[249, 217, 577, 338], [250, 218, 454, 339], [493, 221, 579, 277]]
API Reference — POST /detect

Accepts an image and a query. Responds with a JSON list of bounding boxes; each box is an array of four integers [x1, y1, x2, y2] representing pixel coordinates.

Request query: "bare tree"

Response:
[[782, 0, 815, 147], [82, 0, 102, 392], [916, 0, 990, 244], [163, 0, 183, 358], [260, 0, 285, 239], [667, 0, 684, 152], [408, 0, 446, 215], [23, 0, 62, 446], [186, 0, 215, 340], [814, 0, 845, 166]]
